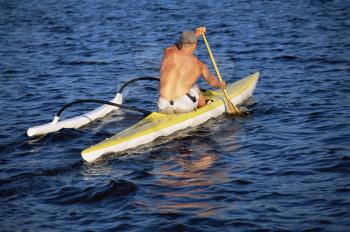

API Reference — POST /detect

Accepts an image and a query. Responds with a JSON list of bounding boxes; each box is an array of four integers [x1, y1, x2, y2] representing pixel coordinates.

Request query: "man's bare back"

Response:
[[160, 46, 201, 99], [159, 27, 224, 112]]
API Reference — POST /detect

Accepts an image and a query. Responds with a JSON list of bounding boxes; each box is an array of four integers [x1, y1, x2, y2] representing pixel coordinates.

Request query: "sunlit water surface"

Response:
[[1, 0, 349, 231]]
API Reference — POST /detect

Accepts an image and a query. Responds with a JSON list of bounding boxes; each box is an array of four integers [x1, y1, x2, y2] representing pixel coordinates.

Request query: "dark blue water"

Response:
[[1, 0, 350, 231]]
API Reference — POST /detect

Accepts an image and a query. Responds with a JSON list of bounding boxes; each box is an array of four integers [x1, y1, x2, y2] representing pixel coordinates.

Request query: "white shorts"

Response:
[[157, 85, 200, 114]]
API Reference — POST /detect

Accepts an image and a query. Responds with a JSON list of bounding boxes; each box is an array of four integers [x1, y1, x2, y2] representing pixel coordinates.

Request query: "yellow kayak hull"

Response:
[[82, 72, 260, 162]]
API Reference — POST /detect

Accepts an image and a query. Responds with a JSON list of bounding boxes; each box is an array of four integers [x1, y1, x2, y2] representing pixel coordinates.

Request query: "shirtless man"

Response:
[[158, 27, 225, 114]]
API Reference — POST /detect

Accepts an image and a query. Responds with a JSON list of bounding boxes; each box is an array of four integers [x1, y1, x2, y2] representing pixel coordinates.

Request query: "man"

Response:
[[158, 26, 225, 114]]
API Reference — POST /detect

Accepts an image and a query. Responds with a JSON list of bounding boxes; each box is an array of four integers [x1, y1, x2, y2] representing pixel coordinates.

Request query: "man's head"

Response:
[[177, 31, 197, 49]]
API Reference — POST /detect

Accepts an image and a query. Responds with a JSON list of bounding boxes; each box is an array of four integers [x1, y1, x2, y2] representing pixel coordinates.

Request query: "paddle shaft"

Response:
[[202, 34, 240, 114]]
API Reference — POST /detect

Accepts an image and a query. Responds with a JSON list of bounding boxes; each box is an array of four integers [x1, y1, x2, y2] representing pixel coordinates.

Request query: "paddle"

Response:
[[202, 33, 241, 115]]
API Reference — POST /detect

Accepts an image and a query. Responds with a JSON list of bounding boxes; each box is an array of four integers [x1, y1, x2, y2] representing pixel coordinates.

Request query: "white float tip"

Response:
[[51, 116, 60, 124]]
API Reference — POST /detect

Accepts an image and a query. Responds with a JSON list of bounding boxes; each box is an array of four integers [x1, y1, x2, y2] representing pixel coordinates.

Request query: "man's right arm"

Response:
[[194, 26, 207, 38], [200, 62, 225, 89]]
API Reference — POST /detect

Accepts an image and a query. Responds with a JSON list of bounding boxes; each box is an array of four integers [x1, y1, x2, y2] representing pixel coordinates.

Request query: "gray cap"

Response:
[[178, 31, 197, 46]]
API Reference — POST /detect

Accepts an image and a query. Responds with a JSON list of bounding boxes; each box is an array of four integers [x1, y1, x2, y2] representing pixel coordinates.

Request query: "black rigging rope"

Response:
[[118, 77, 159, 93]]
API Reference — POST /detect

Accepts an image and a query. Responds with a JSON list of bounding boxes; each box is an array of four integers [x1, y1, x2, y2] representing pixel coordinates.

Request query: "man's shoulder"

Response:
[[164, 45, 177, 52], [164, 46, 177, 57]]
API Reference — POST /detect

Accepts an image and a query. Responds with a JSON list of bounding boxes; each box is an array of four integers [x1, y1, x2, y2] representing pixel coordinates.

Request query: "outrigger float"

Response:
[[27, 72, 259, 162]]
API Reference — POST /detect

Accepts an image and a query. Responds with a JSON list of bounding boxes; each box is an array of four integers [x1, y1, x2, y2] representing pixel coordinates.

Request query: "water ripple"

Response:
[[1, 0, 350, 231]]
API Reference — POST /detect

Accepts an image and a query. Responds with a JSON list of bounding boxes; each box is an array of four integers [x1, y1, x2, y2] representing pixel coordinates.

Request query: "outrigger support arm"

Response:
[[118, 77, 159, 93], [53, 77, 160, 123]]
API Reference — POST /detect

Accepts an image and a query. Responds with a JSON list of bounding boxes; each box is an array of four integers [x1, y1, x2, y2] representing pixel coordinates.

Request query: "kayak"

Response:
[[81, 72, 260, 162]]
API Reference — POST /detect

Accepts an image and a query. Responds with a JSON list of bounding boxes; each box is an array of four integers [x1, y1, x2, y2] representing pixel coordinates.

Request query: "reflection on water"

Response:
[[158, 153, 221, 217], [160, 154, 216, 187], [146, 118, 243, 217], [152, 135, 234, 217]]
